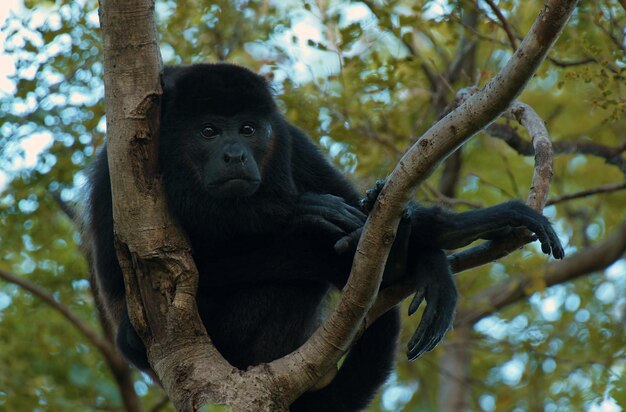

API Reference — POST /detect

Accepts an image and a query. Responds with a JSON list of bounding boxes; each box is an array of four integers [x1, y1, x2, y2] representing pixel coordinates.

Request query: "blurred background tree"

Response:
[[0, 0, 625, 410]]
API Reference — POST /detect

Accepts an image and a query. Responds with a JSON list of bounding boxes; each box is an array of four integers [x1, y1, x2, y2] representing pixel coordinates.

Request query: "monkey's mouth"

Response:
[[209, 178, 261, 198]]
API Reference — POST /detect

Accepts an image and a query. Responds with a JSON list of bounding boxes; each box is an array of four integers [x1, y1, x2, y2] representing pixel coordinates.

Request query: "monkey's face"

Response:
[[181, 113, 272, 198]]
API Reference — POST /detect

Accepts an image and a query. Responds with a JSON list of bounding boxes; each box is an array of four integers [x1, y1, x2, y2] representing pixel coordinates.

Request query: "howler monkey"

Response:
[[85, 63, 563, 411]]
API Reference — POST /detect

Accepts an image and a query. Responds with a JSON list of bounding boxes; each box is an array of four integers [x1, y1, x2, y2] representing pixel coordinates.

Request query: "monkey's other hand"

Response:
[[406, 249, 457, 361], [484, 201, 565, 259]]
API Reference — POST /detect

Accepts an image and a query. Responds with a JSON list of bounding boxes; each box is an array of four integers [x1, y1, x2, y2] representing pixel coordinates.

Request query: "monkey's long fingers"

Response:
[[511, 207, 563, 259], [299, 203, 365, 233], [547, 225, 564, 259], [407, 288, 425, 316], [538, 218, 564, 259], [407, 285, 456, 361], [299, 193, 367, 223], [293, 215, 346, 238], [406, 288, 440, 360], [423, 285, 456, 353]]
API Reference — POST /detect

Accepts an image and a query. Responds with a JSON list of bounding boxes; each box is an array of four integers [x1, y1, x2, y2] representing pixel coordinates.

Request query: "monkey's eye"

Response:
[[200, 125, 219, 139], [240, 123, 256, 137]]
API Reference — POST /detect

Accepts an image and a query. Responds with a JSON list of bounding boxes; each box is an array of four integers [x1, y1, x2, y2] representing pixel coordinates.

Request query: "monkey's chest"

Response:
[[194, 235, 333, 286]]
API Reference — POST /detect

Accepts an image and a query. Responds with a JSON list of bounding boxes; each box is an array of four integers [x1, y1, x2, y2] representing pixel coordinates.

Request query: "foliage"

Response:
[[0, 0, 625, 410]]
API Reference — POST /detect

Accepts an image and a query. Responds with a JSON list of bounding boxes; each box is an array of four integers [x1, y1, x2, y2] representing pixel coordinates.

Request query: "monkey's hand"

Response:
[[435, 200, 565, 259], [292, 192, 367, 239], [403, 249, 457, 361]]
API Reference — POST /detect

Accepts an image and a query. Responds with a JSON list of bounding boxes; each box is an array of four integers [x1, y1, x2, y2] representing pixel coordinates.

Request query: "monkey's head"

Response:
[[159, 63, 284, 200]]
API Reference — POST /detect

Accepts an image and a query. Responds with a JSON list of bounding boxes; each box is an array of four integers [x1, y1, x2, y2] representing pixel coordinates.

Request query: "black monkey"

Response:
[[85, 63, 563, 411]]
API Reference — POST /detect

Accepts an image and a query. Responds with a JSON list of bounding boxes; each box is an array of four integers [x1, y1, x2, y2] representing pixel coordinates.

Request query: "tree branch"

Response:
[[487, 123, 626, 174], [481, 0, 518, 50], [271, 0, 579, 400], [370, 96, 557, 321], [447, 101, 555, 272], [546, 182, 626, 205], [0, 269, 116, 361]]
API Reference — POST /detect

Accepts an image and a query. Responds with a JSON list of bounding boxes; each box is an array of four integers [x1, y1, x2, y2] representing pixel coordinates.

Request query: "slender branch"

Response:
[[547, 182, 626, 205], [513, 102, 554, 209], [487, 123, 626, 174], [481, 0, 518, 49], [548, 56, 597, 67], [0, 268, 114, 358], [448, 101, 555, 272], [0, 268, 143, 411]]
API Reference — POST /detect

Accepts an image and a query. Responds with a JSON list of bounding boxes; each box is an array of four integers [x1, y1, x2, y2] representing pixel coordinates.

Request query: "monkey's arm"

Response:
[[411, 201, 564, 258], [335, 181, 564, 360]]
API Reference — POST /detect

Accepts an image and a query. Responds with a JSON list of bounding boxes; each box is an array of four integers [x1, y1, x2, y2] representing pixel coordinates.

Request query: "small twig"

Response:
[[511, 102, 554, 210], [0, 268, 115, 358], [481, 0, 518, 50], [548, 56, 597, 67], [547, 182, 626, 206], [424, 183, 483, 209]]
